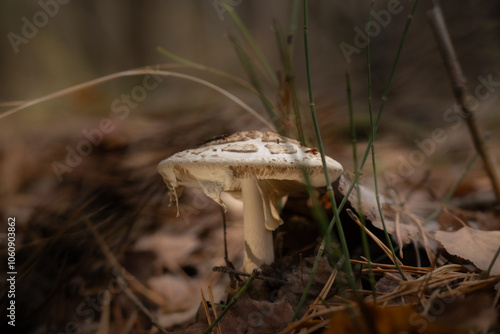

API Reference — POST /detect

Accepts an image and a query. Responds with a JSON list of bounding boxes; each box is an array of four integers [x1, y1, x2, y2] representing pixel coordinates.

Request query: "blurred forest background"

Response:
[[1, 1, 499, 136], [1, 0, 499, 209], [0, 0, 499, 332]]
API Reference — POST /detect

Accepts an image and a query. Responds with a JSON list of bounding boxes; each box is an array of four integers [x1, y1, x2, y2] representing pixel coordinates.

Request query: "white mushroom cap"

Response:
[[159, 130, 342, 212], [157, 130, 343, 271]]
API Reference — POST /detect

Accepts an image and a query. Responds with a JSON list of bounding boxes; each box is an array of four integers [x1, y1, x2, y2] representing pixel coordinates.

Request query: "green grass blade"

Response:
[[221, 0, 278, 86], [157, 46, 280, 130], [157, 47, 207, 70], [425, 152, 479, 222], [487, 245, 500, 277], [336, 0, 420, 215], [293, 0, 421, 320], [365, 5, 407, 280], [228, 33, 282, 132], [157, 47, 256, 91], [292, 0, 359, 322], [346, 71, 376, 300], [374, 0, 420, 130], [346, 72, 357, 173], [303, 0, 357, 297], [273, 21, 306, 143]]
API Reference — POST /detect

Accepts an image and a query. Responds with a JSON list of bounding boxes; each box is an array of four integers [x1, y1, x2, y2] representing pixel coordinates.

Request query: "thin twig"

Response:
[[83, 218, 168, 334], [220, 206, 229, 266], [200, 289, 212, 331], [428, 1, 500, 202], [212, 266, 286, 284], [425, 152, 479, 223], [218, 207, 242, 286], [486, 245, 500, 277], [207, 285, 222, 334], [347, 209, 410, 281], [0, 67, 275, 130]]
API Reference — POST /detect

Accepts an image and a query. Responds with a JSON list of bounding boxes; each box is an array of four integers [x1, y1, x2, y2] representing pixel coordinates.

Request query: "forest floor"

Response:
[[1, 104, 499, 333]]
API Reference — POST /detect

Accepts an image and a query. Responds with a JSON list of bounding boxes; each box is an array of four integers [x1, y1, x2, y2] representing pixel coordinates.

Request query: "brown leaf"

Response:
[[337, 174, 421, 244], [435, 227, 500, 274], [147, 274, 201, 312], [323, 303, 467, 334], [133, 233, 200, 272], [476, 209, 500, 231], [432, 293, 497, 331], [438, 209, 469, 231]]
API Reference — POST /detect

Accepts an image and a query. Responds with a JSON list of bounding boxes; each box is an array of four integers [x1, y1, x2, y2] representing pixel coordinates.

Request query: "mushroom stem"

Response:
[[240, 178, 274, 272]]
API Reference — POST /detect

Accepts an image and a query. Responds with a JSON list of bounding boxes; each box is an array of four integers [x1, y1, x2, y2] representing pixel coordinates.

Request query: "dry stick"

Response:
[[121, 311, 139, 334], [428, 2, 500, 202], [347, 209, 410, 281], [207, 285, 222, 334], [83, 218, 168, 334], [218, 207, 242, 286], [200, 289, 213, 332], [212, 266, 286, 284], [219, 206, 234, 271], [487, 245, 500, 277], [202, 268, 261, 334]]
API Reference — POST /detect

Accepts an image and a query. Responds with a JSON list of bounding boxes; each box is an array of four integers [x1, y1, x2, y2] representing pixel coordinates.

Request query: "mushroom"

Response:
[[157, 130, 343, 272]]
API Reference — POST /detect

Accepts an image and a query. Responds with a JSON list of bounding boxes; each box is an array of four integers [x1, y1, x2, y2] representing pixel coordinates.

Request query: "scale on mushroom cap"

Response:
[[158, 130, 343, 272]]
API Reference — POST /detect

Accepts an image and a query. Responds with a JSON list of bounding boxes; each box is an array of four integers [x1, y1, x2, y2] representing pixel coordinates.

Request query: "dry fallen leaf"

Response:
[[438, 209, 469, 231], [323, 303, 467, 334], [133, 233, 201, 272], [434, 227, 500, 275], [476, 209, 500, 231], [147, 274, 201, 312], [337, 174, 421, 244]]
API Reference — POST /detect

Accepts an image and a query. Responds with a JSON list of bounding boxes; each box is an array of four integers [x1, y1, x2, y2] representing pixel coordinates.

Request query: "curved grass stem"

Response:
[[0, 67, 275, 130], [366, 5, 407, 280]]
